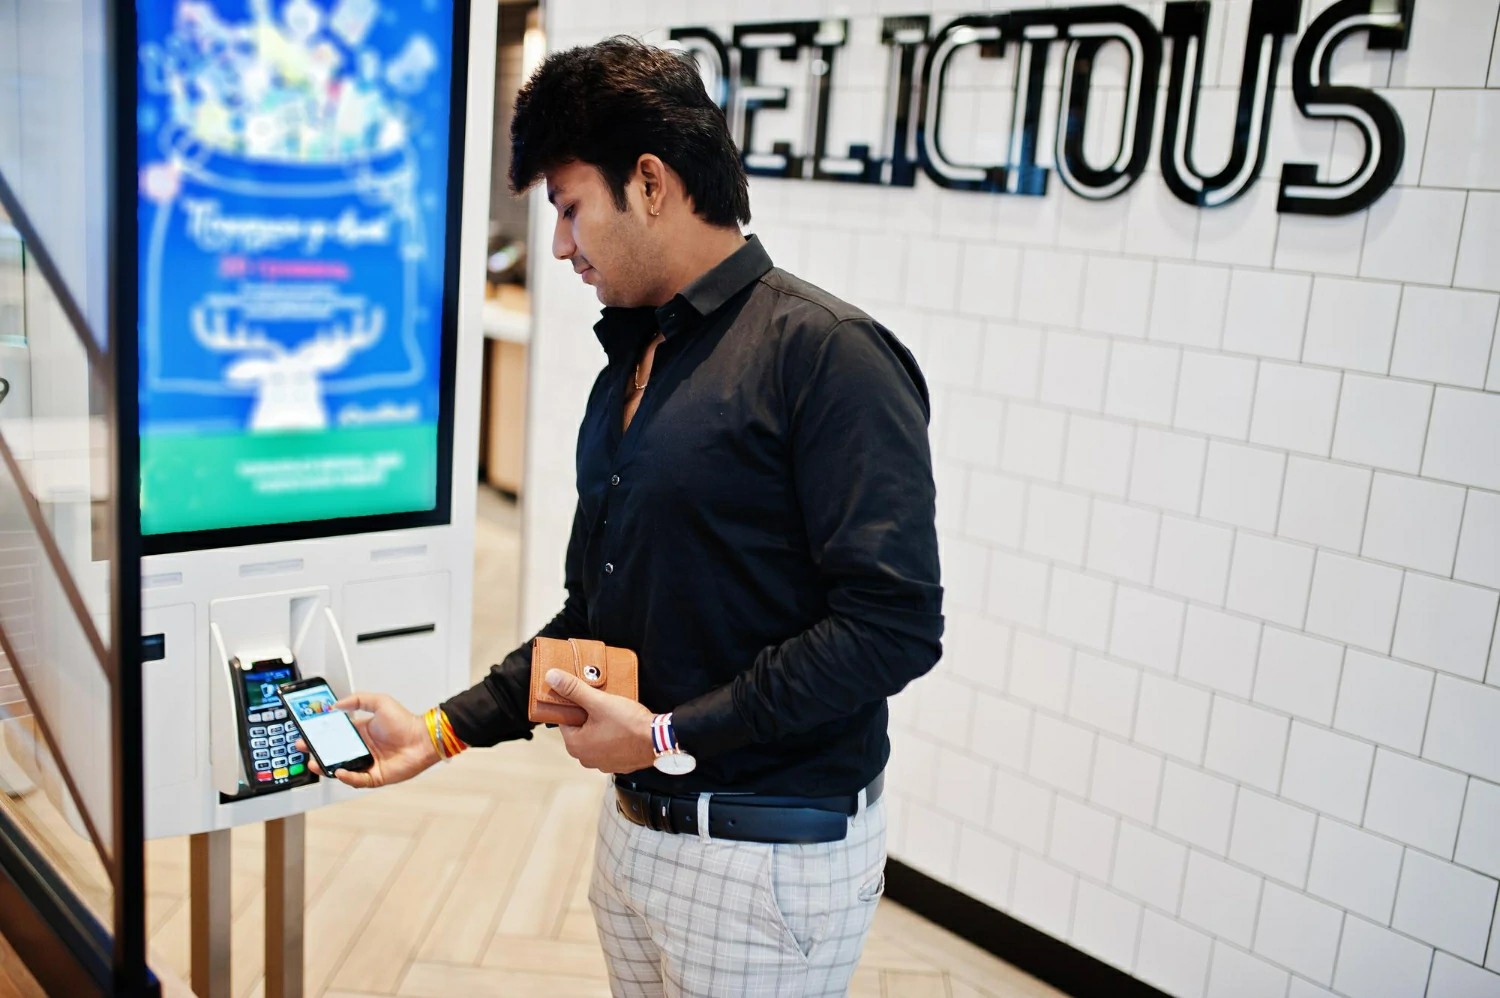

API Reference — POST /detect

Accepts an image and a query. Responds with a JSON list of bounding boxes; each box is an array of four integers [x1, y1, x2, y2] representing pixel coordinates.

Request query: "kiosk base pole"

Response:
[[189, 829, 232, 998], [265, 813, 305, 998]]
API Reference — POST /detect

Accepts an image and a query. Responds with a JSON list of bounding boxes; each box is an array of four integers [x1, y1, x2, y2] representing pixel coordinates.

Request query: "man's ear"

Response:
[[636, 154, 670, 215]]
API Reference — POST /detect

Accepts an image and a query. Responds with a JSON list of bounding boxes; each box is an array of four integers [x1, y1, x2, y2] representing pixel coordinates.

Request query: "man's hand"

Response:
[[294, 691, 440, 790], [548, 669, 658, 774]]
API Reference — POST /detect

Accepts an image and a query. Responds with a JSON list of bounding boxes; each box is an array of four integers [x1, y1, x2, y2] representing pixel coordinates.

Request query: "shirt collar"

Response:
[[593, 235, 773, 356]]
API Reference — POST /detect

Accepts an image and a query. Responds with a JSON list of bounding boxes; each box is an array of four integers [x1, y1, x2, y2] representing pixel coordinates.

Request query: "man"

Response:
[[306, 37, 942, 998]]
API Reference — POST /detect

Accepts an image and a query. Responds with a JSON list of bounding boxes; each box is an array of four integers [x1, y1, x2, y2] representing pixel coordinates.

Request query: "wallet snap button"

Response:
[[584, 665, 602, 683]]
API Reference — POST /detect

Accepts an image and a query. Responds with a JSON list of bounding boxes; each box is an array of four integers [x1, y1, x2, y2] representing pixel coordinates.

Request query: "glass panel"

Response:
[[0, 206, 115, 879], [0, 0, 110, 347]]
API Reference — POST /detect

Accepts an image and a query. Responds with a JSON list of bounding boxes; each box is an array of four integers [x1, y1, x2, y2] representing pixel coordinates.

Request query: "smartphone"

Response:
[[276, 677, 375, 776]]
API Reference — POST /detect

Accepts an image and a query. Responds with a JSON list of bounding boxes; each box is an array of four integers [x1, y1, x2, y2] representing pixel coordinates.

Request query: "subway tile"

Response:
[[1204, 697, 1289, 794], [1058, 188, 1129, 253], [925, 316, 985, 392], [955, 825, 1017, 911], [1138, 912, 1213, 998], [1392, 573, 1499, 681], [1254, 627, 1345, 726], [1367, 89, 1433, 189], [1425, 675, 1500, 784], [1023, 484, 1090, 566], [1389, 287, 1499, 390], [1360, 187, 1466, 286], [1424, 387, 1500, 491], [1019, 249, 1087, 327], [1040, 331, 1109, 412], [1154, 516, 1234, 606], [1048, 796, 1118, 883], [1307, 817, 1403, 924], [1457, 489, 1500, 591], [1150, 263, 1230, 349], [1106, 341, 1181, 425], [1334, 649, 1434, 754], [1222, 269, 1312, 361], [1331, 374, 1433, 475], [904, 236, 961, 310], [934, 457, 969, 534], [1254, 882, 1343, 986], [1009, 632, 1073, 713], [940, 534, 991, 615], [1130, 429, 1208, 516], [1071, 882, 1142, 973], [1275, 211, 1367, 279], [1126, 179, 1201, 261], [964, 470, 1026, 549], [1306, 553, 1404, 653], [980, 323, 1044, 400], [1091, 736, 1165, 825], [1390, 0, 1498, 86], [1457, 778, 1500, 881], [1281, 722, 1375, 825], [1087, 500, 1160, 585], [942, 392, 1006, 467], [1136, 673, 1212, 765], [1362, 474, 1466, 576], [1227, 534, 1315, 630], [971, 692, 1031, 771], [994, 186, 1060, 246], [987, 550, 1049, 630], [1250, 362, 1341, 457], [957, 242, 1022, 319], [944, 611, 1012, 695], [1157, 762, 1237, 856], [1174, 352, 1258, 441], [1110, 586, 1187, 674], [1288, 982, 1339, 998], [1002, 402, 1068, 481], [1179, 605, 1262, 699], [1068, 652, 1140, 739], [1428, 954, 1500, 998], [1332, 917, 1434, 998], [1081, 255, 1154, 339], [1393, 851, 1498, 963], [903, 807, 961, 884], [990, 768, 1055, 854], [1180, 851, 1263, 949], [1063, 414, 1134, 498], [1278, 457, 1371, 555], [920, 675, 979, 749], [1200, 442, 1285, 534], [1303, 276, 1401, 374], [851, 228, 908, 306], [1011, 853, 1078, 941], [1205, 943, 1290, 998], [1196, 179, 1280, 268], [1113, 823, 1189, 913], [1456, 192, 1500, 293], [1229, 790, 1317, 888], [1027, 713, 1095, 799], [934, 747, 996, 827], [1365, 748, 1468, 858]]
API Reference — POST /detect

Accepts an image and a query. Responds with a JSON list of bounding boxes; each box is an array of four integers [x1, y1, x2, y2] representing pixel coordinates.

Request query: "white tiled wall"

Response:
[[524, 2, 1500, 995]]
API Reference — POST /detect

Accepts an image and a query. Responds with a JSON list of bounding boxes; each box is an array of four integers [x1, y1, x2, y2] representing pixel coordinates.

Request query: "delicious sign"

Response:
[[670, 0, 1414, 216]]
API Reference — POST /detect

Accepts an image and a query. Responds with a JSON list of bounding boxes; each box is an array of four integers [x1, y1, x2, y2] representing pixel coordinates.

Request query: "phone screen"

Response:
[[279, 683, 369, 771]]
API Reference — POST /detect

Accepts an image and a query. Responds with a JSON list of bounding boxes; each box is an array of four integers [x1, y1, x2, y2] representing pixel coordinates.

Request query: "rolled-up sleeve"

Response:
[[672, 317, 944, 758]]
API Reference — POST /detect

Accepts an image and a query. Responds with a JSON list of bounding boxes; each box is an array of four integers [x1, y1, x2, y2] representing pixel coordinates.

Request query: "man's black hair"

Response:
[[510, 36, 750, 227]]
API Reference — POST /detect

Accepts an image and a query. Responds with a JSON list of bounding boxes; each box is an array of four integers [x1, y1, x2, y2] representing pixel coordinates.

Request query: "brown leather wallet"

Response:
[[528, 636, 640, 726]]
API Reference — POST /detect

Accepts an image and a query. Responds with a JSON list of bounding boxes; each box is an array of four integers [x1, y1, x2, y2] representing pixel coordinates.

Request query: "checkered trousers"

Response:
[[588, 782, 888, 998]]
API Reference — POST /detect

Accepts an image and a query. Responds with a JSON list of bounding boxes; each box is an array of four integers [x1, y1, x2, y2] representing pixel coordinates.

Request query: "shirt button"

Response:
[[604, 563, 614, 575], [610, 475, 621, 486]]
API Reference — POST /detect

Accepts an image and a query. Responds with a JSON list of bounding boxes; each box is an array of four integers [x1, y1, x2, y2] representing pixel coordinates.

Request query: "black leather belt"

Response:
[[613, 772, 884, 845]]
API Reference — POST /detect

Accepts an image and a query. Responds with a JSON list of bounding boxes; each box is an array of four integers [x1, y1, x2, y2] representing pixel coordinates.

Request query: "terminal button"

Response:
[[267, 723, 283, 734], [252, 748, 270, 760], [290, 764, 305, 776], [251, 737, 269, 749], [249, 726, 267, 736], [253, 760, 271, 771], [273, 709, 288, 720], [256, 772, 273, 783], [273, 768, 289, 779]]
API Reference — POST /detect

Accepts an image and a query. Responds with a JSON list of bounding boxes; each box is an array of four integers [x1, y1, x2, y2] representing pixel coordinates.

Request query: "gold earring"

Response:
[[650, 204, 660, 216]]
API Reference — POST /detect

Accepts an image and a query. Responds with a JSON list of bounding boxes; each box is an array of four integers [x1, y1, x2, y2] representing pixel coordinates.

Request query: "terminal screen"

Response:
[[135, 0, 460, 548]]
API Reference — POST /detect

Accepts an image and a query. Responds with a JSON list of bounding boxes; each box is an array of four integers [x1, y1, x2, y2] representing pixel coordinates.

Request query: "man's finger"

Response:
[[546, 669, 607, 709], [336, 768, 373, 789], [334, 692, 382, 714]]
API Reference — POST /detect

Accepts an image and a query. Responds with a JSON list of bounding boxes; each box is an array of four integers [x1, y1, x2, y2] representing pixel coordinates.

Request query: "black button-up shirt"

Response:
[[443, 236, 943, 796]]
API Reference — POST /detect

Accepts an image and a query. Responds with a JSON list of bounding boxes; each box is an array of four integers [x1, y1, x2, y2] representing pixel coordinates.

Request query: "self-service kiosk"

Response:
[[126, 1, 497, 993]]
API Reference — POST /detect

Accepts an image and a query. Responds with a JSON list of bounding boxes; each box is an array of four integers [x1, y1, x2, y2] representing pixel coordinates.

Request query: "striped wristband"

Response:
[[650, 712, 678, 755]]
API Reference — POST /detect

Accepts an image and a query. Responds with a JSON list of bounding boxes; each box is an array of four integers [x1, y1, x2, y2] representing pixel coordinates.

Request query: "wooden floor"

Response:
[[10, 490, 1067, 998]]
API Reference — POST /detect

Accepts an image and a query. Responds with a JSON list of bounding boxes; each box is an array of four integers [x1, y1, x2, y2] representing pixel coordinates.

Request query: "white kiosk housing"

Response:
[[130, 0, 497, 844]]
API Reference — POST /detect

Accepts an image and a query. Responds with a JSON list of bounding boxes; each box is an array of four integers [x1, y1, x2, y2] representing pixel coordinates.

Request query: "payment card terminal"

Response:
[[226, 650, 318, 799]]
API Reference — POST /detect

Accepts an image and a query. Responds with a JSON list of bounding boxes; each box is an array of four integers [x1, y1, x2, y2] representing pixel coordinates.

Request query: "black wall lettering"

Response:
[[1159, 0, 1300, 208], [669, 27, 732, 111], [1277, 0, 1413, 215], [880, 16, 931, 188], [731, 22, 821, 179]]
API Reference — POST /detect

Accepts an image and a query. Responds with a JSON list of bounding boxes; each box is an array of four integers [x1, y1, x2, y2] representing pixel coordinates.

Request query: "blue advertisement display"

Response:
[[136, 0, 459, 543]]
